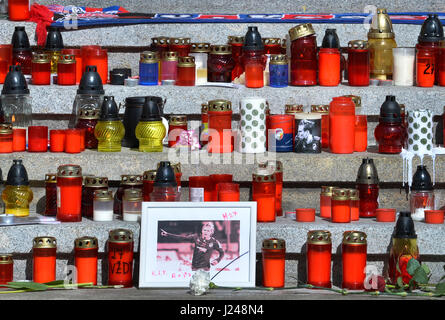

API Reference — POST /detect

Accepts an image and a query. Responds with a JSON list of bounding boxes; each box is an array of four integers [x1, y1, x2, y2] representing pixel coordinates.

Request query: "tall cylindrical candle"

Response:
[[74, 237, 98, 285], [57, 164, 83, 222], [342, 231, 367, 290], [262, 238, 285, 288], [306, 230, 332, 288], [33, 237, 57, 284], [107, 229, 134, 288]]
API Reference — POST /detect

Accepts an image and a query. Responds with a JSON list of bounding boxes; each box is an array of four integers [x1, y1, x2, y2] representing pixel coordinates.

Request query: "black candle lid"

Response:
[[418, 14, 444, 42], [154, 161, 177, 188], [379, 95, 401, 123], [45, 27, 64, 51], [77, 66, 105, 95], [99, 96, 120, 121], [322, 29, 340, 48], [1, 65, 30, 95], [140, 96, 164, 121], [6, 160, 29, 186], [411, 165, 433, 191], [243, 26, 264, 51], [393, 211, 417, 239], [11, 26, 30, 51]]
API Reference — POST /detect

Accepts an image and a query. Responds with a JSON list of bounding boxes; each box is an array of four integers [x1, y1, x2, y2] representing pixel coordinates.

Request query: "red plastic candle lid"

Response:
[[424, 210, 444, 224], [296, 208, 316, 222], [375, 208, 396, 222]]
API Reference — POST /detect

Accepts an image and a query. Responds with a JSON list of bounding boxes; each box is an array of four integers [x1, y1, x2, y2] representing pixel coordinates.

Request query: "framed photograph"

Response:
[[139, 202, 257, 288]]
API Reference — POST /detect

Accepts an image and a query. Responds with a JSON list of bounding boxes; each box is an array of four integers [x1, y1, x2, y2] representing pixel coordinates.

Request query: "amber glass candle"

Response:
[[28, 126, 48, 152], [33, 237, 57, 284], [74, 237, 98, 285], [0, 254, 13, 285], [217, 182, 240, 201], [262, 238, 286, 288], [252, 173, 276, 222], [12, 128, 26, 152], [108, 229, 134, 288], [49, 129, 65, 152], [306, 230, 332, 288], [342, 231, 367, 290], [57, 165, 83, 222]]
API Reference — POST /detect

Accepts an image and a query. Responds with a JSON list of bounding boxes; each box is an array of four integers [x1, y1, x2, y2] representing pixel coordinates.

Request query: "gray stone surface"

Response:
[[4, 84, 445, 115], [0, 20, 427, 47], [0, 149, 442, 182], [34, 0, 445, 14]]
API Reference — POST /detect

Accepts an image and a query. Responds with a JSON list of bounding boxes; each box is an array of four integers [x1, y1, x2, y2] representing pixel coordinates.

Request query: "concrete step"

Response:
[[35, 0, 444, 14], [0, 20, 423, 47], [2, 215, 444, 283], [0, 148, 441, 183], [5, 84, 445, 116]]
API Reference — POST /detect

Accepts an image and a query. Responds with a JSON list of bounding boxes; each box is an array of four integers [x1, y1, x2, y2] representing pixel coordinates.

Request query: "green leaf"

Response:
[[421, 264, 431, 276], [406, 258, 421, 276], [397, 277, 404, 288], [412, 268, 429, 285], [43, 280, 65, 286], [435, 282, 445, 294], [6, 282, 48, 291]]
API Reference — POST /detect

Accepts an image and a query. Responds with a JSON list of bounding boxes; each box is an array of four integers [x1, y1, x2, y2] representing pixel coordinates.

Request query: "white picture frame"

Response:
[[139, 201, 257, 288]]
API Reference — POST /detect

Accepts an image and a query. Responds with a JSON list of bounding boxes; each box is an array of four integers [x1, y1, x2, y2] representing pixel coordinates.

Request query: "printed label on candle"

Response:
[[190, 187, 204, 202]]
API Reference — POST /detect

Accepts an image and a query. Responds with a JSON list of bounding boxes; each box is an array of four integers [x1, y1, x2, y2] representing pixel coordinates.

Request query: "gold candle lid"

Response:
[[32, 53, 50, 63], [191, 43, 211, 53], [45, 173, 57, 183], [140, 51, 159, 63], [75, 236, 98, 249], [269, 54, 288, 65], [262, 238, 286, 250], [285, 104, 304, 114], [289, 23, 315, 41], [342, 231, 367, 245], [0, 254, 13, 264], [367, 8, 395, 39], [121, 175, 143, 186], [332, 188, 350, 201], [348, 40, 369, 50], [177, 56, 195, 67], [311, 105, 329, 113], [342, 95, 362, 108], [263, 38, 282, 46], [210, 45, 232, 55], [169, 37, 191, 45], [0, 123, 13, 134], [84, 176, 109, 188], [320, 186, 335, 196], [143, 169, 157, 182], [347, 189, 360, 200], [169, 115, 187, 126], [307, 230, 332, 245], [57, 164, 82, 178], [33, 236, 57, 249], [151, 36, 170, 46], [58, 54, 76, 64], [93, 189, 113, 201], [201, 102, 209, 114], [108, 229, 134, 243], [162, 51, 178, 61], [227, 36, 244, 44], [258, 160, 283, 173], [78, 108, 100, 120], [208, 99, 232, 112], [123, 189, 143, 202], [252, 173, 276, 183]]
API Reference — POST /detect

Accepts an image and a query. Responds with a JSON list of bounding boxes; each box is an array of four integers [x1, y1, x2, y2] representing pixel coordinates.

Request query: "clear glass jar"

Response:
[[393, 47, 415, 86], [123, 189, 142, 222], [190, 43, 210, 85], [70, 94, 104, 128], [410, 190, 434, 221], [1, 94, 32, 128], [93, 190, 114, 221]]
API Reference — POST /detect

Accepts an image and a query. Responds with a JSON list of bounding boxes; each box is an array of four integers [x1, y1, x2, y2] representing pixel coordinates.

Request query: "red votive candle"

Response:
[[209, 174, 233, 201], [49, 129, 65, 152], [12, 128, 26, 152], [28, 126, 48, 152], [189, 176, 212, 202], [0, 123, 13, 153], [217, 182, 240, 201], [375, 208, 396, 222], [64, 129, 81, 154], [252, 173, 276, 222], [61, 49, 82, 84], [424, 210, 444, 224], [0, 254, 13, 285], [296, 208, 316, 222]]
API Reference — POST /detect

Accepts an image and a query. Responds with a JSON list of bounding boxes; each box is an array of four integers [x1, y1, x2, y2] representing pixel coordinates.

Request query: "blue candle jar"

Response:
[[139, 51, 159, 86], [269, 54, 288, 88]]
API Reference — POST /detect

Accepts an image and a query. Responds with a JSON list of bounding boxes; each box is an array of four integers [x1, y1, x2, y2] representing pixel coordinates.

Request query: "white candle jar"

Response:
[[93, 190, 114, 221], [123, 189, 142, 222], [392, 47, 415, 86]]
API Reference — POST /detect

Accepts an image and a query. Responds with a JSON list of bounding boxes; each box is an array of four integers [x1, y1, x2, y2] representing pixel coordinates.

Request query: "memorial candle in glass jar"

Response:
[[306, 230, 332, 288], [289, 23, 317, 86], [93, 190, 114, 222], [74, 236, 98, 285], [56, 164, 82, 222], [107, 229, 134, 288], [44, 173, 57, 216], [33, 237, 57, 284], [262, 238, 285, 288], [252, 172, 276, 222], [0, 254, 13, 285], [82, 176, 108, 218], [342, 231, 367, 290]]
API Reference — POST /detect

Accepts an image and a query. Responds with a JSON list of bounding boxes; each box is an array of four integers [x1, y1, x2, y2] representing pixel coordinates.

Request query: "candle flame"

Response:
[[11, 114, 15, 123]]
